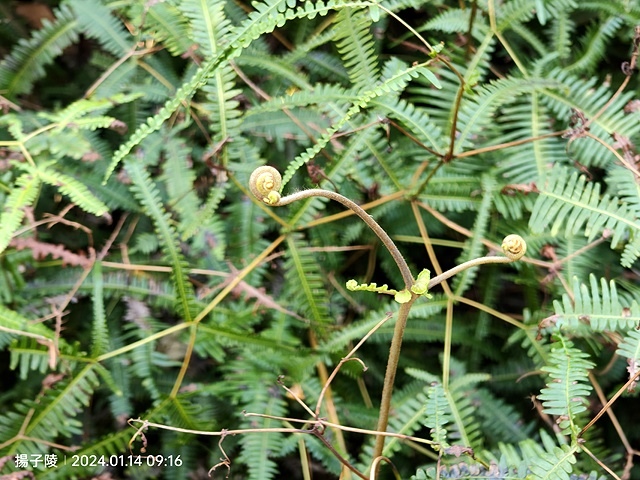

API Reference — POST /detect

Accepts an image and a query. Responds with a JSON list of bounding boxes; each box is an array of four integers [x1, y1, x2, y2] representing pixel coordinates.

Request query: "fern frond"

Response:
[[541, 69, 640, 168], [90, 261, 109, 357], [553, 274, 640, 332], [455, 76, 561, 153], [159, 132, 201, 234], [0, 4, 79, 97], [373, 96, 446, 154], [0, 172, 41, 255], [494, 99, 565, 185], [281, 60, 440, 187], [473, 389, 534, 444], [419, 8, 476, 36], [125, 160, 198, 322], [547, 4, 576, 61], [616, 329, 640, 392], [144, 1, 192, 56], [1, 365, 100, 455], [40, 93, 141, 125], [424, 381, 450, 447], [565, 16, 623, 74], [606, 165, 640, 218], [285, 234, 332, 335], [419, 172, 482, 212], [530, 166, 640, 267], [527, 442, 578, 480], [333, 8, 380, 89], [452, 174, 496, 296], [494, 0, 537, 31], [104, 0, 289, 181], [538, 336, 593, 437], [105, 0, 387, 181], [68, 0, 131, 56], [445, 372, 490, 449], [33, 164, 109, 216]]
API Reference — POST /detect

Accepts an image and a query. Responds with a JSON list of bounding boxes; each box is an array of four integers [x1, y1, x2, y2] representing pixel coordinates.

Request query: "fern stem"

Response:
[[488, 0, 528, 77], [372, 300, 415, 459], [275, 190, 414, 287], [427, 255, 519, 290]]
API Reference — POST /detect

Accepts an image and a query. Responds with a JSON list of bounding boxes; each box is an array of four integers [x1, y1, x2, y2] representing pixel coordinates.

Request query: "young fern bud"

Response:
[[249, 166, 282, 205], [501, 234, 527, 260]]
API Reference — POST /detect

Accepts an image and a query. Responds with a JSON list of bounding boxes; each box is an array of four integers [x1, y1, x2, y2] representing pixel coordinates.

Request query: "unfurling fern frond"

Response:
[[537, 336, 593, 438], [552, 274, 640, 332], [529, 166, 640, 267]]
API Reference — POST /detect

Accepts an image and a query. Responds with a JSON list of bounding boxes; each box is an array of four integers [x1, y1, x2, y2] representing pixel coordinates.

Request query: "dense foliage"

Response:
[[1, 0, 639, 479]]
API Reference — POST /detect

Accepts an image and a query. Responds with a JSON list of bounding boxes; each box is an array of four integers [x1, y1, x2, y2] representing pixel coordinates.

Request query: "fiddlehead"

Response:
[[249, 166, 282, 205], [501, 234, 527, 260]]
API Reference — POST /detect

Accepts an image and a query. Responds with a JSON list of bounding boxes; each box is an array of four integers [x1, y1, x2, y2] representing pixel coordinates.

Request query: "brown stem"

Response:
[[372, 299, 415, 459]]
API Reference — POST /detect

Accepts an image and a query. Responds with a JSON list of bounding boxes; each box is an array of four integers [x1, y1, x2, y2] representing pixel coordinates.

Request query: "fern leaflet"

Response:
[[530, 166, 640, 267], [538, 336, 593, 437], [552, 274, 640, 332]]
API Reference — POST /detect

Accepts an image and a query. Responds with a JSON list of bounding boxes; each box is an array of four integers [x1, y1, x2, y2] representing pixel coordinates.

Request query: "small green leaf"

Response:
[[369, 4, 380, 22], [394, 290, 412, 304], [411, 269, 431, 295], [417, 67, 442, 89]]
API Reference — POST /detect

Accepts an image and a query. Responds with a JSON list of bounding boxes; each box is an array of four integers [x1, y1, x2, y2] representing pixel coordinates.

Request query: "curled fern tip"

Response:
[[249, 166, 282, 205], [501, 234, 526, 260]]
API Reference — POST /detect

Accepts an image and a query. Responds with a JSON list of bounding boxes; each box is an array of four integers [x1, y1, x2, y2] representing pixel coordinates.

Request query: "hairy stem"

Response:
[[275, 189, 414, 287], [372, 299, 415, 459]]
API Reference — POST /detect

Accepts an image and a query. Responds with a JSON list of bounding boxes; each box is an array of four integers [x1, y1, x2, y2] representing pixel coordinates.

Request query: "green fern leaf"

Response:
[[553, 274, 640, 332], [285, 234, 332, 335], [538, 336, 593, 437], [424, 381, 450, 447], [0, 4, 79, 97], [35, 165, 109, 216], [530, 166, 640, 267], [455, 76, 562, 153], [90, 261, 109, 357], [616, 329, 640, 392], [125, 160, 198, 322], [452, 174, 496, 296], [145, 2, 192, 56], [0, 173, 41, 255], [281, 60, 440, 187], [528, 442, 577, 480], [1, 365, 100, 456], [565, 16, 623, 73], [69, 0, 131, 56], [333, 8, 380, 89]]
